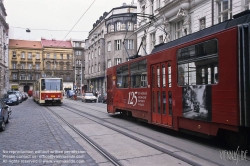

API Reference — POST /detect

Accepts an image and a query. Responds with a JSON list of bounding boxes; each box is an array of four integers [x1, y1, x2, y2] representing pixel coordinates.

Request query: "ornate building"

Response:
[[0, 0, 8, 96], [85, 3, 137, 93], [71, 39, 87, 93], [41, 39, 74, 91], [136, 0, 250, 55], [8, 39, 43, 92]]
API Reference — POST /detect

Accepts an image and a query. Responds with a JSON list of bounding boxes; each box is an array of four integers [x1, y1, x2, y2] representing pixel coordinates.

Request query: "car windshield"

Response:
[[9, 94, 16, 99], [3, 94, 9, 98], [85, 93, 93, 96]]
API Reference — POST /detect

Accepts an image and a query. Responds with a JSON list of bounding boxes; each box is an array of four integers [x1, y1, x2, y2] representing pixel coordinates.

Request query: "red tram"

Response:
[[33, 78, 63, 105], [106, 11, 250, 150]]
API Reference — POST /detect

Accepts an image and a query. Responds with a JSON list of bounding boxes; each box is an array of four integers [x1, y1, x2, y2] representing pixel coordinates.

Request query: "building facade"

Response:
[[41, 39, 74, 92], [136, 0, 250, 55], [0, 0, 8, 97], [8, 40, 43, 92], [85, 3, 137, 94], [85, 12, 107, 93], [71, 39, 87, 93]]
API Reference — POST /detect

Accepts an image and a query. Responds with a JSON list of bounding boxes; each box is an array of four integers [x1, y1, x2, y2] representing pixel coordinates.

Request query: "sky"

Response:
[[5, 0, 136, 41]]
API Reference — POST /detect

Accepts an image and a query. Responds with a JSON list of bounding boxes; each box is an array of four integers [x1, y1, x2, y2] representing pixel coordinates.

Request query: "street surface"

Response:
[[0, 97, 249, 166]]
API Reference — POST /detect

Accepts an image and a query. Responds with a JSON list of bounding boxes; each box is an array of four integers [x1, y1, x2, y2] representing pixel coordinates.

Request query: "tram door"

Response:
[[151, 62, 172, 126]]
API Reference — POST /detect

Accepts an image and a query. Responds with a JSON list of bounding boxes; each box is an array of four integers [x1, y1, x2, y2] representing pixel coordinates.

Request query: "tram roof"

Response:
[[151, 10, 250, 54]]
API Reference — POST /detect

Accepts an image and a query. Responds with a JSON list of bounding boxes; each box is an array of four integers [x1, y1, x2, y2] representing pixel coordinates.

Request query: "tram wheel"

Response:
[[225, 130, 249, 150]]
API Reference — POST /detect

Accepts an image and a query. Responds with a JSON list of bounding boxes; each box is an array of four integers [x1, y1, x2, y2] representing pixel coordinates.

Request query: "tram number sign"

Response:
[[128, 92, 137, 106], [128, 91, 147, 107]]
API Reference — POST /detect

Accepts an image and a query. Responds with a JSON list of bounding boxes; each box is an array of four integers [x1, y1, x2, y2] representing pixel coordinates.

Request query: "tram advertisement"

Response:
[[182, 85, 212, 121]]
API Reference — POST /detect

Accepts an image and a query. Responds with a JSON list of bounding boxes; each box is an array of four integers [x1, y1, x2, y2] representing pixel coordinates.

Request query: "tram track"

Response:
[[53, 102, 224, 166], [45, 106, 122, 166]]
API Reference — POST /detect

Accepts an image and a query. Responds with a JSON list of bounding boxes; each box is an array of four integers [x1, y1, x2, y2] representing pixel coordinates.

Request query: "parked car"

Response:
[[15, 92, 23, 103], [24, 92, 29, 99], [82, 93, 97, 102], [1, 94, 19, 105], [102, 93, 107, 103], [0, 100, 9, 131], [6, 105, 12, 117], [97, 93, 107, 103], [67, 90, 75, 98]]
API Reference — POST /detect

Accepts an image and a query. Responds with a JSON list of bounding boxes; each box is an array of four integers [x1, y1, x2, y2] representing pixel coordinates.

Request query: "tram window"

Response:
[[177, 39, 218, 86], [168, 63, 172, 87], [116, 65, 129, 88], [162, 65, 166, 87], [157, 67, 160, 87], [130, 59, 147, 88], [158, 91, 161, 114], [41, 79, 45, 90]]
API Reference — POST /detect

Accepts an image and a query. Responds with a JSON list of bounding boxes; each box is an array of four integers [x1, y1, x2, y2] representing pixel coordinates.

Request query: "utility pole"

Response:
[[80, 62, 83, 98]]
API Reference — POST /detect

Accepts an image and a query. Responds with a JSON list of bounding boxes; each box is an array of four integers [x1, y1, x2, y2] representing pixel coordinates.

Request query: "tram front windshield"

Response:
[[41, 79, 62, 91]]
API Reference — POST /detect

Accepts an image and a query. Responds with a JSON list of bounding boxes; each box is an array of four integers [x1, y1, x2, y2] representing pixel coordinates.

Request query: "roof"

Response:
[[9, 39, 42, 49], [41, 39, 72, 48]]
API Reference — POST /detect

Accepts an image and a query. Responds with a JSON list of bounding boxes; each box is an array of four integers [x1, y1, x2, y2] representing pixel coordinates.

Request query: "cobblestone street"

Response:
[[0, 98, 97, 166]]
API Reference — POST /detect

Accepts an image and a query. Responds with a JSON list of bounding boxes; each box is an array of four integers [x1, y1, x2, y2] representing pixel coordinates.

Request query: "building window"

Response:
[[36, 74, 40, 80], [47, 53, 50, 59], [75, 51, 82, 55], [60, 54, 63, 59], [245, 0, 250, 10], [47, 63, 51, 70], [108, 41, 111, 51], [60, 64, 63, 70], [88, 67, 90, 74], [151, 0, 154, 15], [12, 73, 17, 80], [66, 75, 70, 81], [67, 64, 70, 70], [27, 74, 32, 80], [115, 58, 122, 65], [12, 51, 16, 58], [115, 40, 121, 50], [36, 53, 40, 59], [159, 35, 163, 43], [115, 22, 121, 31], [98, 47, 100, 55], [95, 64, 97, 72], [157, 0, 161, 9], [175, 20, 183, 39], [54, 53, 57, 59], [127, 22, 133, 31], [126, 40, 134, 49], [200, 18, 206, 30], [75, 42, 80, 47], [150, 33, 156, 50], [217, 0, 231, 23], [36, 64, 40, 70], [28, 52, 32, 59], [28, 63, 32, 69], [21, 52, 25, 59], [142, 5, 145, 15], [91, 51, 93, 59], [107, 59, 111, 68], [67, 54, 70, 60], [20, 74, 26, 80], [98, 63, 100, 71], [12, 63, 16, 69], [21, 63, 25, 69], [91, 65, 93, 73], [95, 49, 97, 58]]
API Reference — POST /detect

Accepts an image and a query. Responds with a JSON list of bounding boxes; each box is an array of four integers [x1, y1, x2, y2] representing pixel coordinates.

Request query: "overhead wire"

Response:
[[57, 0, 96, 46], [9, 26, 89, 32]]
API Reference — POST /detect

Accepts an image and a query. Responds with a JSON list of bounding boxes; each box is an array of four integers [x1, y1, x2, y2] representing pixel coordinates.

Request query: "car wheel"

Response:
[[0, 119, 5, 131], [82, 99, 83, 102]]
